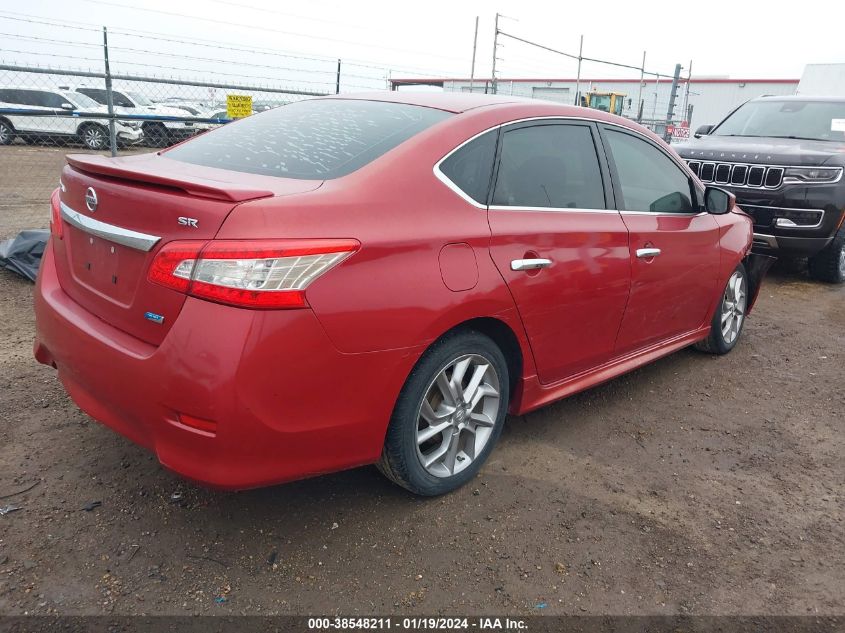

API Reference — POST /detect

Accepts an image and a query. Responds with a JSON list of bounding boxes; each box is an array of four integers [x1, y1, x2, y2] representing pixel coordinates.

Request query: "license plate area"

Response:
[[67, 226, 147, 306]]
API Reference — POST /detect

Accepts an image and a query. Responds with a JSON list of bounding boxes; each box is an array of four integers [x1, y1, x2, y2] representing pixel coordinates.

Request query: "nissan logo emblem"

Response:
[[85, 187, 98, 212]]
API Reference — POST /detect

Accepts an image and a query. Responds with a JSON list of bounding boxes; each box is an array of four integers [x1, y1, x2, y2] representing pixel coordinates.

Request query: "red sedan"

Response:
[[34, 92, 766, 496]]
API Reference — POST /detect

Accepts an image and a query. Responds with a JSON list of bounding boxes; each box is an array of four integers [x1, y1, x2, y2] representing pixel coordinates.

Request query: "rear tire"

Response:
[[808, 225, 845, 284], [695, 263, 748, 355], [0, 119, 14, 145], [378, 330, 509, 496]]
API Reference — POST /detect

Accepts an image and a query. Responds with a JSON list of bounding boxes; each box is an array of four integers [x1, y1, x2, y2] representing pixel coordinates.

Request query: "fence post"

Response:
[[335, 59, 341, 94], [101, 26, 118, 157], [491, 13, 500, 95], [636, 51, 645, 122], [574, 35, 583, 106]]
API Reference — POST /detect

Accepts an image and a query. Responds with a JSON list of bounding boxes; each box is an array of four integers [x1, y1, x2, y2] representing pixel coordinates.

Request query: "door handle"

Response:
[[636, 248, 662, 259], [511, 258, 552, 271]]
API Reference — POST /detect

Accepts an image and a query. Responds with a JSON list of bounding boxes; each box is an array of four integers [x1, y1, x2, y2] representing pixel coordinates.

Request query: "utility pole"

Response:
[[664, 63, 682, 142], [682, 59, 692, 122], [666, 63, 682, 124], [101, 26, 117, 157], [469, 16, 479, 93], [636, 50, 646, 122], [491, 13, 500, 95], [574, 35, 583, 106]]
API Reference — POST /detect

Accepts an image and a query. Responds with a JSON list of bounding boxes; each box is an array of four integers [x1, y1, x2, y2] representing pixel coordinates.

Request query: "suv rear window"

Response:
[[165, 99, 451, 180]]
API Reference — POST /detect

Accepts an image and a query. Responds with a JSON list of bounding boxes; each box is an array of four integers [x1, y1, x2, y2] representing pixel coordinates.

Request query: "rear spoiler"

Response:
[[66, 154, 274, 203]]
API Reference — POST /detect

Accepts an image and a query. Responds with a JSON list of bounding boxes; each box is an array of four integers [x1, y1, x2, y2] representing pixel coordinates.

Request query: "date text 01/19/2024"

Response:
[[307, 617, 528, 630]]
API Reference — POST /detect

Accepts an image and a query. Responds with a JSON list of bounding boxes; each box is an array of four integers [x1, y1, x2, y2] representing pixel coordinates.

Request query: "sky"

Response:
[[1, 0, 842, 93]]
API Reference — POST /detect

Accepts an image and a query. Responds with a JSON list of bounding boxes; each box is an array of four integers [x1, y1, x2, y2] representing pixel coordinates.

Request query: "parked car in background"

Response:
[[73, 86, 199, 147], [0, 86, 143, 149], [676, 96, 845, 283], [35, 93, 767, 496]]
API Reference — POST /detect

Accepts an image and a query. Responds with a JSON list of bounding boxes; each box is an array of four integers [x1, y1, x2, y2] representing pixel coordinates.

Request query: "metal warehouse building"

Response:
[[390, 77, 799, 130]]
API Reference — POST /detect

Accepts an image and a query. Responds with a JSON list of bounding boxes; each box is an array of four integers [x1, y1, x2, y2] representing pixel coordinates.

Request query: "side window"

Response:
[[13, 90, 37, 106], [112, 92, 134, 108], [492, 124, 606, 209], [34, 91, 66, 108], [439, 130, 497, 204], [604, 129, 694, 213], [79, 89, 108, 105]]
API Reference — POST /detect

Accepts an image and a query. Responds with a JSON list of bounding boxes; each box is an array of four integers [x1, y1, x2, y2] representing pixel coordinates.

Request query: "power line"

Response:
[[204, 0, 373, 32], [0, 11, 463, 79], [80, 0, 469, 64]]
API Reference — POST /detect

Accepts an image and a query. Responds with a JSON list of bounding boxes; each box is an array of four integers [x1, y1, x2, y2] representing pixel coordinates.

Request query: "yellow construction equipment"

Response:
[[581, 91, 627, 116]]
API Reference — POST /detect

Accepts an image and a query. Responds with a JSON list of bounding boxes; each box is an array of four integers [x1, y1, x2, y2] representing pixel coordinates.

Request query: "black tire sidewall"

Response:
[[809, 226, 845, 284], [0, 120, 13, 145], [710, 263, 749, 354], [385, 331, 510, 496]]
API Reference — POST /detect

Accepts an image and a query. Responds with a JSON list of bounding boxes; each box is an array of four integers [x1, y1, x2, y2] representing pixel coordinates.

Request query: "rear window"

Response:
[[165, 99, 451, 180]]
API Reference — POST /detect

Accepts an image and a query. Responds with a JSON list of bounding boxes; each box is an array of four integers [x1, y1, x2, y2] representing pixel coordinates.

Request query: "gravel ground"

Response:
[[0, 148, 843, 618]]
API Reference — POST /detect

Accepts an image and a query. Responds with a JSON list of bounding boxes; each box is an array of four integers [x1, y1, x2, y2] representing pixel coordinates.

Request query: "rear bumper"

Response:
[[34, 244, 418, 490]]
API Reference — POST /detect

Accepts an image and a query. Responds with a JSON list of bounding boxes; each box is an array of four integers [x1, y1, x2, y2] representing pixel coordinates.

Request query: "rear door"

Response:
[[600, 125, 720, 354], [486, 120, 631, 385]]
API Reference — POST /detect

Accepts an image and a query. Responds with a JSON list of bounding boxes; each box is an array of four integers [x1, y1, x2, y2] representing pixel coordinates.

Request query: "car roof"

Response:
[[319, 91, 538, 113], [2, 86, 69, 93]]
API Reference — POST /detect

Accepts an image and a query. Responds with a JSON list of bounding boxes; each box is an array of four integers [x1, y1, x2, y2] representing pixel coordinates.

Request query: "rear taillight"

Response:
[[148, 239, 359, 309], [50, 189, 63, 240]]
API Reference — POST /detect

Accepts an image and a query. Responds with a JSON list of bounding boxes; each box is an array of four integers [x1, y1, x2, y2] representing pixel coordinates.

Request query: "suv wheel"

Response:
[[80, 124, 107, 150], [144, 123, 169, 148], [378, 330, 509, 496], [695, 263, 748, 355], [0, 119, 14, 145], [808, 225, 845, 284]]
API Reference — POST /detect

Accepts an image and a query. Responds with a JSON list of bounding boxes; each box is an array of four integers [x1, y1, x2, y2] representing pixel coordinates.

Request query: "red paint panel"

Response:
[[615, 213, 720, 354], [488, 210, 631, 385], [439, 242, 479, 291]]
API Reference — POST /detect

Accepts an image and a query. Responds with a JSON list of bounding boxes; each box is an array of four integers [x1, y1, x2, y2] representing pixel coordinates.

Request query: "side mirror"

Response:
[[694, 124, 713, 138], [704, 186, 735, 215], [60, 102, 74, 110]]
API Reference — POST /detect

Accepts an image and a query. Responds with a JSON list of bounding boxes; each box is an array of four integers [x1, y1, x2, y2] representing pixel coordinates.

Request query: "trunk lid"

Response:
[[55, 153, 322, 345]]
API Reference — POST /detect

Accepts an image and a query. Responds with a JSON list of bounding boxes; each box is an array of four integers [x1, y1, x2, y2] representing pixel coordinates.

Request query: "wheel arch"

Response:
[[0, 116, 14, 130], [76, 120, 106, 135]]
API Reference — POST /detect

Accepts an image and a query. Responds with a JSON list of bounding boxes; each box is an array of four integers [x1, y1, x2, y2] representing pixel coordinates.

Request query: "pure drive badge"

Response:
[[144, 311, 165, 325]]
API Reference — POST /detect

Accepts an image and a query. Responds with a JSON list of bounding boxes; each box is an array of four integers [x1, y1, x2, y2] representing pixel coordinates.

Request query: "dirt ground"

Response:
[[0, 149, 843, 618]]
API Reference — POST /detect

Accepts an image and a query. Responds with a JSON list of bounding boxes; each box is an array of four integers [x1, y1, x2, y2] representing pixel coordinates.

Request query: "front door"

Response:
[[600, 126, 721, 354], [486, 121, 631, 385]]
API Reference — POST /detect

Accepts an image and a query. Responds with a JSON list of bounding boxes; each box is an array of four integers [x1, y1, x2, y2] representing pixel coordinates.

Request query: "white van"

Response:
[[0, 87, 143, 149]]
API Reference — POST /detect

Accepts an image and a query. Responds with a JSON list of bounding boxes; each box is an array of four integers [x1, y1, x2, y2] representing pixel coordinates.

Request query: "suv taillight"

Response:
[[148, 239, 359, 309]]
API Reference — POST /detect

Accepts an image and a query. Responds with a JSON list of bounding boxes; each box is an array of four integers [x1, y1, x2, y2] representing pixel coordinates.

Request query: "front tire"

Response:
[[80, 124, 108, 150], [808, 225, 845, 284], [143, 123, 169, 148], [378, 330, 510, 496], [695, 263, 748, 355]]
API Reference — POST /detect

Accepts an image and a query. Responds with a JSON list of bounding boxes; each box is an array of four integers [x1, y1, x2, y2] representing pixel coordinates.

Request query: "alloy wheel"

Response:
[[721, 270, 746, 345], [0, 123, 10, 144], [84, 126, 105, 150], [415, 354, 501, 478]]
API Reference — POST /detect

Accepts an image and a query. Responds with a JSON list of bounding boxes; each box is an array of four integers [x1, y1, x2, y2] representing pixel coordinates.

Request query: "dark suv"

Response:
[[675, 96, 845, 283]]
